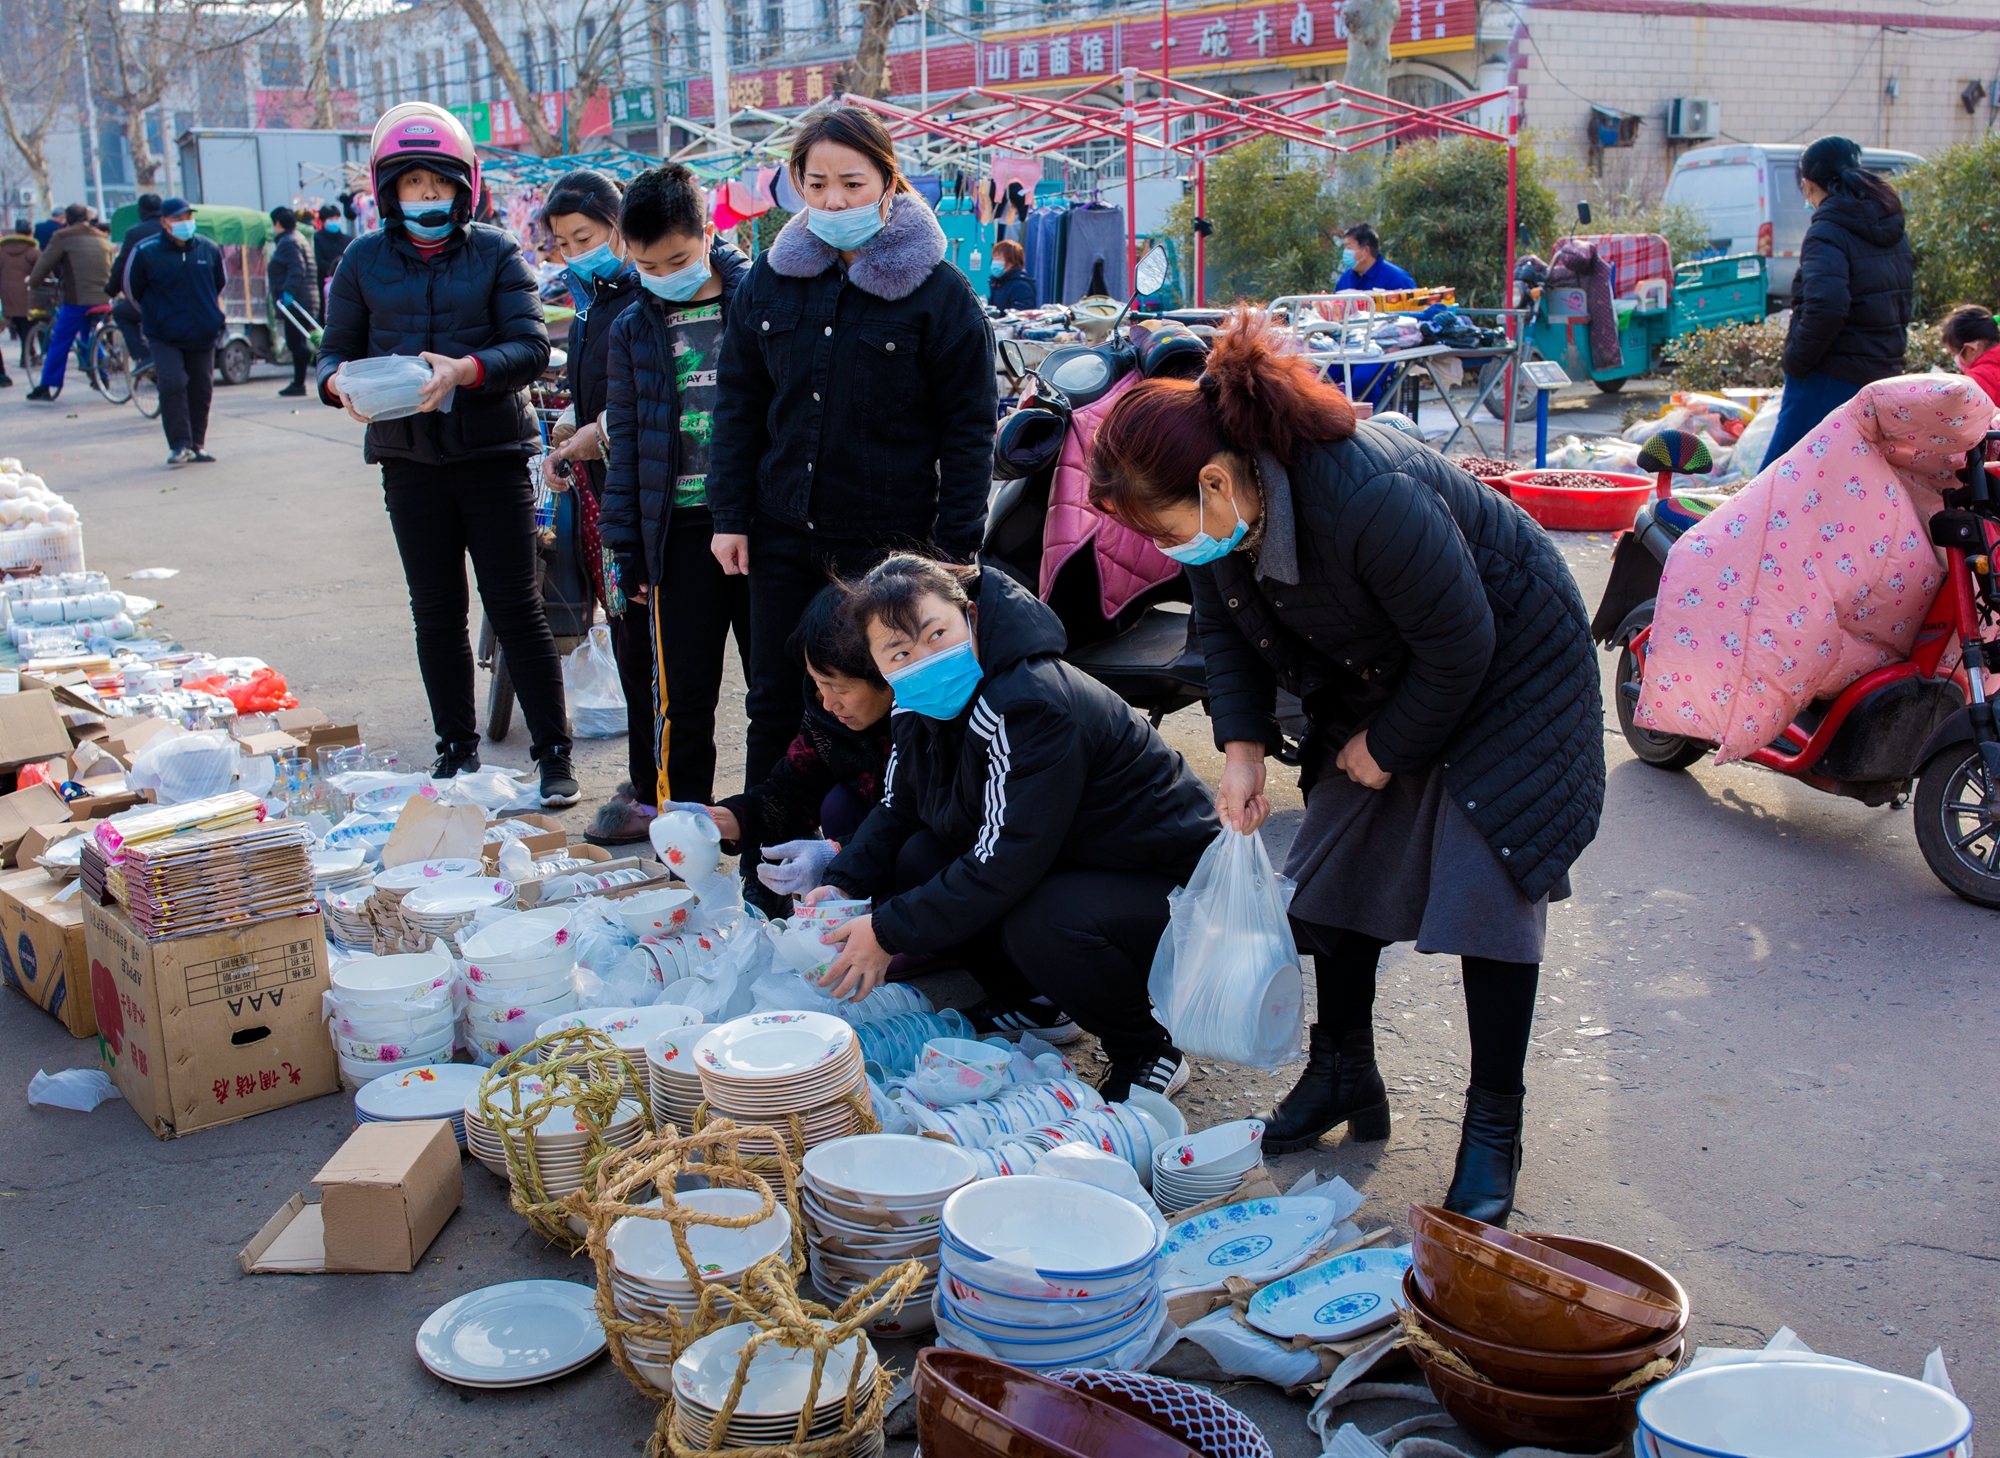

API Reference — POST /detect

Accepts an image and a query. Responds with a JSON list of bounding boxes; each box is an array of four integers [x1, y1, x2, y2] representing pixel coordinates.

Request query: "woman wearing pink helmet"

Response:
[[317, 103, 579, 806]]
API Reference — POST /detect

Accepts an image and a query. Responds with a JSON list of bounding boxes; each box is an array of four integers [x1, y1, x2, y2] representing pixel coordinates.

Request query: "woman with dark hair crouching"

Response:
[[804, 555, 1216, 1097], [1087, 309, 1604, 1225]]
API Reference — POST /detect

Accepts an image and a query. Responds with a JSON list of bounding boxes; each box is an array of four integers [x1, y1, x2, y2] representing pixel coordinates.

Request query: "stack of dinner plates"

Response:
[[669, 1319, 883, 1456], [462, 1073, 647, 1193], [694, 1012, 868, 1196], [399, 877, 516, 950], [1150, 1119, 1267, 1215], [354, 1062, 484, 1146], [532, 1004, 702, 1099], [646, 1024, 717, 1134]]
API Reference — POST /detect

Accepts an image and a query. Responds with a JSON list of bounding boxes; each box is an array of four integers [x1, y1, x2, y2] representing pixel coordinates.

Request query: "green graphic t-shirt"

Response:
[[666, 298, 724, 510]]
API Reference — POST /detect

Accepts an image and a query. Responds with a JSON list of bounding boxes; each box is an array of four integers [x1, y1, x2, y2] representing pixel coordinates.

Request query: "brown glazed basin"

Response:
[[913, 1349, 1205, 1458], [1408, 1340, 1645, 1452], [1408, 1205, 1682, 1351], [1403, 1269, 1688, 1394]]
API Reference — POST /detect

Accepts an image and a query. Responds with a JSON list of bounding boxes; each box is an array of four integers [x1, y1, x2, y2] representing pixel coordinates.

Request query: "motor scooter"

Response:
[[1594, 429, 2000, 907]]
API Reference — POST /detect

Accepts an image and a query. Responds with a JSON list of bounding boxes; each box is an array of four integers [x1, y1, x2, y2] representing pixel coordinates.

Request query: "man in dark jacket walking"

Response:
[[313, 204, 350, 313], [127, 198, 226, 465], [268, 206, 317, 397], [599, 163, 754, 836], [105, 192, 161, 368], [24, 203, 115, 401], [1760, 135, 1915, 469]]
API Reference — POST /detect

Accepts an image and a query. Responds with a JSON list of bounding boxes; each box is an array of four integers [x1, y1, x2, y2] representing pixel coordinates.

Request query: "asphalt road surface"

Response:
[[0, 374, 1990, 1456]]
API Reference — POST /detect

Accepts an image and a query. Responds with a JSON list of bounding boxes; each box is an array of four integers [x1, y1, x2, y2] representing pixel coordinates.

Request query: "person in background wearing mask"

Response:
[[317, 103, 578, 807], [0, 219, 38, 385], [1333, 223, 1415, 293], [1942, 305, 2000, 411], [987, 238, 1037, 311], [711, 100, 996, 791], [314, 203, 351, 313], [1759, 136, 1915, 469], [268, 205, 318, 398], [126, 199, 226, 465], [23, 202, 115, 402], [532, 168, 653, 839], [597, 163, 754, 844], [105, 192, 161, 371]]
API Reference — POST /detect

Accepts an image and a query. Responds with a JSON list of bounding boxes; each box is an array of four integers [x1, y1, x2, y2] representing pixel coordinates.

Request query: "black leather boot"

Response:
[[1444, 1086, 1525, 1227], [1261, 1025, 1390, 1155]]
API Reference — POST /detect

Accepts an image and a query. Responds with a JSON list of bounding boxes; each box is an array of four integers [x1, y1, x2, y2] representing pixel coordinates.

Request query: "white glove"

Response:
[[756, 838, 840, 898], [659, 800, 712, 821]]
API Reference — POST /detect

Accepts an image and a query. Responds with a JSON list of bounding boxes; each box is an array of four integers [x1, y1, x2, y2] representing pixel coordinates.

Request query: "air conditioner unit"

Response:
[[1668, 97, 1720, 140]]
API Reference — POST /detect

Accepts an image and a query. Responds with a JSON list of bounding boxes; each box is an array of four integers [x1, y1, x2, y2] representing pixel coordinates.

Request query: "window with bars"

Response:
[[388, 57, 402, 105], [729, 8, 751, 65], [820, 0, 839, 41], [463, 41, 480, 103], [762, 0, 783, 59], [370, 59, 384, 114], [519, 31, 537, 93], [435, 48, 447, 102], [546, 25, 562, 91], [415, 53, 430, 102]]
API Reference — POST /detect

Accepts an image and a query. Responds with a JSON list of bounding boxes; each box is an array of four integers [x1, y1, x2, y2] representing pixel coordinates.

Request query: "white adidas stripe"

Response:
[[879, 746, 899, 809], [969, 699, 1011, 863]]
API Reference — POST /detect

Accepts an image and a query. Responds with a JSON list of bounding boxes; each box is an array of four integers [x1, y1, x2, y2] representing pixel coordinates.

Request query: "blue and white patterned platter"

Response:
[[1245, 1246, 1413, 1341], [1157, 1197, 1343, 1292]]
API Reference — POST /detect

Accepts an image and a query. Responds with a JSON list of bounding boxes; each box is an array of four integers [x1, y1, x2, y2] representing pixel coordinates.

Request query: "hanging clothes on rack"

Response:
[[1023, 204, 1065, 307], [1057, 204, 1127, 304]]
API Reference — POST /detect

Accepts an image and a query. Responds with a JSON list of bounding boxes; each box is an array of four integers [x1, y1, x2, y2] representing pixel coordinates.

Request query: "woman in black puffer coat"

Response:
[[1760, 135, 1915, 469], [1089, 310, 1604, 1227]]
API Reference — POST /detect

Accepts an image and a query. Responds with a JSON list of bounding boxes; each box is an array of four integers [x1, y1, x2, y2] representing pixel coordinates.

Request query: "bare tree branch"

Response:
[[454, 0, 560, 157], [0, 3, 80, 212]]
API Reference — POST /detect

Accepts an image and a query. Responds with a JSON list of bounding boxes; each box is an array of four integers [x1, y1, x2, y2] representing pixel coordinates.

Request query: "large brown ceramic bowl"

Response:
[[1408, 1205, 1681, 1351], [1407, 1340, 1645, 1452], [914, 1349, 1205, 1458], [1403, 1269, 1688, 1394]]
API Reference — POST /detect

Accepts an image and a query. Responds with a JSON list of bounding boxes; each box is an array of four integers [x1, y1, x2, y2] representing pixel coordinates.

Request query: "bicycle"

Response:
[[129, 361, 160, 419], [82, 309, 131, 403]]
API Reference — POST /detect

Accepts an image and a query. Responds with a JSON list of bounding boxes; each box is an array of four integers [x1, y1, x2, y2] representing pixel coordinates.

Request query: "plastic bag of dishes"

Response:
[[126, 730, 244, 805], [749, 967, 846, 1017], [1034, 1143, 1167, 1235], [562, 626, 626, 738], [1147, 830, 1305, 1071]]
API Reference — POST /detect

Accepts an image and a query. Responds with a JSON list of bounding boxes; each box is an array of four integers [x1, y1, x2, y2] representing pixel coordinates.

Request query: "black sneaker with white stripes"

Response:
[[965, 997, 1084, 1046], [1099, 1047, 1191, 1103]]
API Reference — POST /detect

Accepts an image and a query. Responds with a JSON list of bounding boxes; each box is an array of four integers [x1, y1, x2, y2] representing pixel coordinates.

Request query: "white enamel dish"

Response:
[[1246, 1247, 1413, 1341], [414, 1279, 605, 1387], [1637, 1360, 1973, 1458]]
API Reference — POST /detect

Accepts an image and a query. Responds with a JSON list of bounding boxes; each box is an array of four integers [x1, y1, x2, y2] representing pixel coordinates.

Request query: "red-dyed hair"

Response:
[[1087, 308, 1356, 536]]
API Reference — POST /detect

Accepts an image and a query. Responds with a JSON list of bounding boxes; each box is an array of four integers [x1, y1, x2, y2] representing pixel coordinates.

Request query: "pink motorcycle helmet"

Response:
[[370, 102, 481, 226]]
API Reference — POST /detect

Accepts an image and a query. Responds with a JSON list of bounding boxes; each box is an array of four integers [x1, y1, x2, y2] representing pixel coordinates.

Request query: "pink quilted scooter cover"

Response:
[[1040, 372, 1183, 619]]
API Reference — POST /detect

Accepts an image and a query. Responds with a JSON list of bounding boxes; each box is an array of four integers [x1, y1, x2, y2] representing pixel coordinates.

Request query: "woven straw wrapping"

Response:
[[567, 1122, 926, 1458], [476, 1025, 657, 1250], [1395, 1306, 1680, 1395]]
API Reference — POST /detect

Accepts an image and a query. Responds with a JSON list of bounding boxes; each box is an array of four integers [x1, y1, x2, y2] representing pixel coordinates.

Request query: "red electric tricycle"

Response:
[[1593, 430, 2000, 907]]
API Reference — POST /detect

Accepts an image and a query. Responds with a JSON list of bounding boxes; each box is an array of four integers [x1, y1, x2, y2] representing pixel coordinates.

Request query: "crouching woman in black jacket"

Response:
[[1089, 311, 1605, 1226], [808, 556, 1218, 1102]]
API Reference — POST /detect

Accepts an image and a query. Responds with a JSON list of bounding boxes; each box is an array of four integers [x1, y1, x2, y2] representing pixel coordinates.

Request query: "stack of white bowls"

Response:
[[668, 1319, 883, 1456], [534, 1004, 703, 1097], [607, 1186, 793, 1389], [458, 909, 579, 1064], [800, 1134, 979, 1338], [645, 1023, 716, 1133], [462, 1072, 647, 1190], [354, 1062, 484, 1145], [400, 876, 515, 950], [694, 1012, 869, 1198], [935, 1176, 1166, 1372], [1150, 1119, 1267, 1215], [325, 951, 458, 1087]]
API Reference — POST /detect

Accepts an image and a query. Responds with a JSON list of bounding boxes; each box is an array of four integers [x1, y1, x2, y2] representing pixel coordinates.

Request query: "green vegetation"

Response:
[[1164, 137, 1344, 303], [1372, 136, 1561, 308], [1899, 134, 2000, 320]]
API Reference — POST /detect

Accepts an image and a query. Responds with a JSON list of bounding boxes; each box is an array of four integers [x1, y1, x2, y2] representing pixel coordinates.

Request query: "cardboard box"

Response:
[[484, 812, 567, 866], [0, 867, 94, 1037], [0, 781, 70, 865], [237, 1121, 463, 1274], [101, 715, 179, 763], [17, 820, 86, 866], [67, 789, 141, 822], [234, 730, 304, 758], [0, 690, 73, 769], [85, 900, 338, 1138]]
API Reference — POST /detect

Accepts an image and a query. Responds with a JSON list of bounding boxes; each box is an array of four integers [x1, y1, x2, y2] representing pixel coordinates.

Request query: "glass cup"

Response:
[[367, 749, 399, 773]]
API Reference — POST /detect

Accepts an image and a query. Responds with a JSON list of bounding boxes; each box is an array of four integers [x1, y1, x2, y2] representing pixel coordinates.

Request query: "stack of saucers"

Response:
[[935, 1176, 1166, 1372], [462, 1073, 647, 1191], [645, 1024, 716, 1133], [354, 1062, 484, 1146], [312, 847, 371, 897], [694, 1012, 868, 1196], [608, 1186, 793, 1388], [669, 1319, 883, 1456], [1150, 1118, 1266, 1216], [800, 1134, 978, 1338], [400, 876, 516, 950], [323, 885, 378, 950], [458, 909, 579, 1064], [533, 1004, 701, 1098]]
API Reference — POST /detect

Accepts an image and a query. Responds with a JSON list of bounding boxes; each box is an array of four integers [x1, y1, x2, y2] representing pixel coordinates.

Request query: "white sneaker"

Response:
[[1101, 1048, 1191, 1103], [166, 448, 196, 467]]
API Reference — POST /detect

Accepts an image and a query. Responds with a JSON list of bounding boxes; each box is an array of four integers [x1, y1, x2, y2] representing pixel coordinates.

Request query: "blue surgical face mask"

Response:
[[640, 253, 712, 303], [1159, 494, 1248, 566], [323, 217, 342, 234], [807, 202, 887, 251], [1340, 247, 1358, 272], [565, 241, 621, 280], [886, 638, 983, 720], [402, 209, 455, 243], [989, 259, 1005, 278], [168, 219, 197, 242]]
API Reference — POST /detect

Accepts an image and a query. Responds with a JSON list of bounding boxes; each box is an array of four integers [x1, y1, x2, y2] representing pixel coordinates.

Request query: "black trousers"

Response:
[[744, 516, 902, 788], [7, 316, 25, 370], [111, 298, 149, 366], [150, 340, 213, 453], [652, 521, 752, 804], [894, 828, 1185, 1064], [280, 318, 311, 386], [380, 456, 571, 758], [607, 606, 656, 801]]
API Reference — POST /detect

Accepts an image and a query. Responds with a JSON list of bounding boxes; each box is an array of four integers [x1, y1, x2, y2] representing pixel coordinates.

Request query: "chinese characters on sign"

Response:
[[211, 1062, 304, 1106]]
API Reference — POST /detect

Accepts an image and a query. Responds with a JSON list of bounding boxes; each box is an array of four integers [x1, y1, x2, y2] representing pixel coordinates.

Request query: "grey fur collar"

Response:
[[1252, 451, 1299, 586], [767, 193, 946, 301]]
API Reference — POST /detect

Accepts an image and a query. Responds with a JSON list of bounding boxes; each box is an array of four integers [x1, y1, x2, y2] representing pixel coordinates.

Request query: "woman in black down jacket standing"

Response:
[[1760, 135, 1914, 469], [710, 101, 996, 788], [1089, 312, 1605, 1226], [317, 102, 576, 806]]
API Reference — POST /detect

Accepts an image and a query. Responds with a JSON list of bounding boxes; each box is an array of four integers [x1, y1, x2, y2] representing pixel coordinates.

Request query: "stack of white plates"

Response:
[[669, 1319, 882, 1456], [416, 1280, 606, 1389], [355, 1062, 483, 1145], [800, 1135, 978, 1338], [312, 847, 371, 895], [401, 877, 516, 948], [1150, 1118, 1267, 1215], [608, 1186, 793, 1387], [645, 1023, 716, 1133], [533, 1004, 702, 1098], [323, 885, 377, 950], [462, 1074, 647, 1193], [459, 909, 579, 1062], [694, 1012, 868, 1194], [936, 1176, 1165, 1372]]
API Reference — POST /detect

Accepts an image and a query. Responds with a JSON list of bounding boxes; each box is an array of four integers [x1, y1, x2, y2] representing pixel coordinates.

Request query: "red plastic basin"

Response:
[[1500, 470, 1653, 532]]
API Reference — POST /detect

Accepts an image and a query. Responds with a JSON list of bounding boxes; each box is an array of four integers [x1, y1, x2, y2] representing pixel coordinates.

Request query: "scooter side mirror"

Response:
[[998, 338, 1027, 384], [1135, 243, 1170, 299]]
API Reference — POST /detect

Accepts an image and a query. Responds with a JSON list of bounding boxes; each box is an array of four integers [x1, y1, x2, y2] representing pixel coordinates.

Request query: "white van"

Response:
[[1662, 143, 1923, 308]]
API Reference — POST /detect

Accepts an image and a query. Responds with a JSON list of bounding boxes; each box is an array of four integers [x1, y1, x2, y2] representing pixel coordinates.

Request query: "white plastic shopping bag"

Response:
[[563, 624, 626, 738], [1147, 829, 1304, 1070]]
